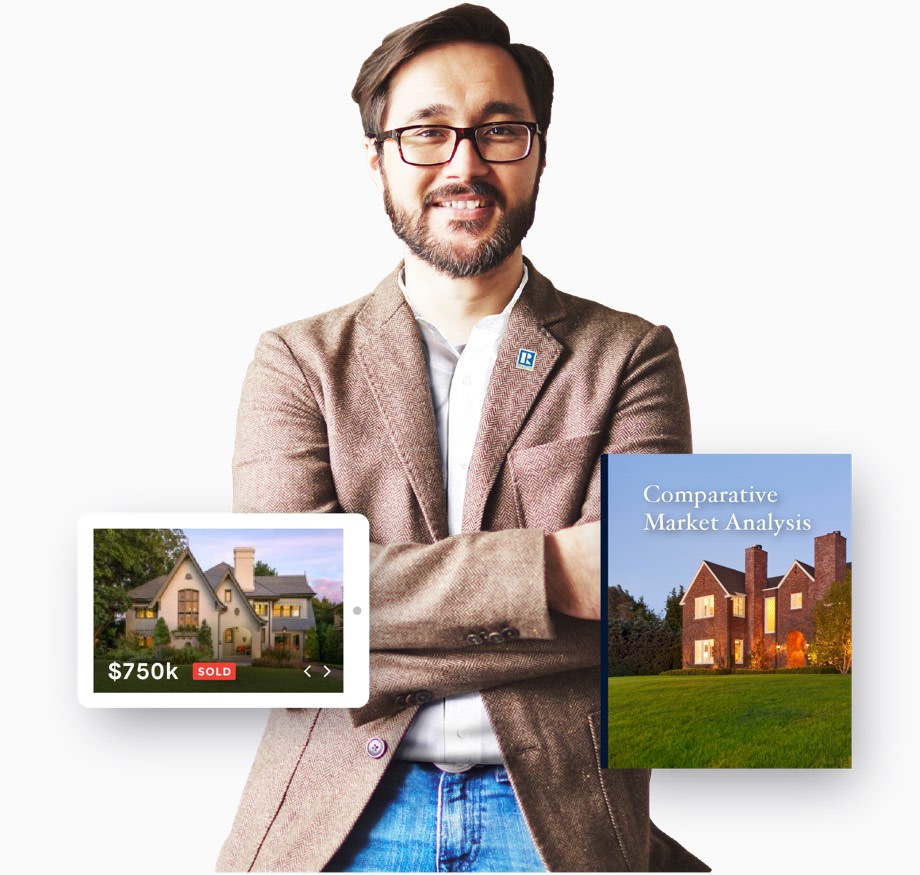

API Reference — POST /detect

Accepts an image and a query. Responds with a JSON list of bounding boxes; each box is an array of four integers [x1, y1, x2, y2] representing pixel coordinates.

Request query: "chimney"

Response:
[[234, 546, 256, 593], [814, 531, 847, 600], [745, 544, 768, 648]]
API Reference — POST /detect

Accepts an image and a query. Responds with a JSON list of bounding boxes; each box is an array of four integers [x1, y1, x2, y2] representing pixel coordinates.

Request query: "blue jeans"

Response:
[[326, 762, 546, 872]]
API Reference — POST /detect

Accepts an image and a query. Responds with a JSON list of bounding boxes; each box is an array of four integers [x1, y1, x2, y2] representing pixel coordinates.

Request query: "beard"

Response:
[[382, 176, 540, 278]]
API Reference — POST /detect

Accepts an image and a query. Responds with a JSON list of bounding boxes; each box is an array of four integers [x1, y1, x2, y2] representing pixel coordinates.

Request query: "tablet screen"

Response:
[[78, 513, 369, 708]]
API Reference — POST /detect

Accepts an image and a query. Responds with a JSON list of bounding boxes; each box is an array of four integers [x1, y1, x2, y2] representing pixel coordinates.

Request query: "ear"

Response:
[[364, 137, 385, 193]]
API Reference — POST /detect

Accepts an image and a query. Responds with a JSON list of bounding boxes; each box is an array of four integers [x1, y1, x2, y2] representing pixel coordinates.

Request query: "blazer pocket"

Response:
[[507, 431, 602, 531], [587, 710, 650, 873]]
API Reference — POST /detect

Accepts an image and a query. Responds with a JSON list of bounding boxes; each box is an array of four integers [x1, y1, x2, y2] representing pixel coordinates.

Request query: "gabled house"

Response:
[[125, 546, 316, 659], [679, 531, 849, 669]]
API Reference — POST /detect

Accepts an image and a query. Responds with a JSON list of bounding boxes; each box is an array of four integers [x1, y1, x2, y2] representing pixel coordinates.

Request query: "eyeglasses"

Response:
[[371, 122, 544, 166]]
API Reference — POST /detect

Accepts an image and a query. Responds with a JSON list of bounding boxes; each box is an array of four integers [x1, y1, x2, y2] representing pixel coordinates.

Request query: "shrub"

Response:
[[660, 666, 841, 676], [252, 646, 305, 668], [608, 617, 679, 676], [304, 628, 321, 661], [159, 644, 210, 665], [320, 625, 343, 664], [197, 619, 213, 651]]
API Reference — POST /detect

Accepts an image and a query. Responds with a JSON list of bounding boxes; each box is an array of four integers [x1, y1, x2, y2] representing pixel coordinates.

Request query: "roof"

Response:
[[253, 575, 315, 598], [128, 555, 315, 602], [702, 562, 746, 594], [127, 574, 167, 601], [126, 548, 230, 611], [202, 561, 313, 597], [270, 618, 315, 633], [762, 575, 785, 592]]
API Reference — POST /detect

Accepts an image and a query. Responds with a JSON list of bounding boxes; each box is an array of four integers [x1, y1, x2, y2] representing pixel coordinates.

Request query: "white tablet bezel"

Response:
[[78, 512, 369, 708]]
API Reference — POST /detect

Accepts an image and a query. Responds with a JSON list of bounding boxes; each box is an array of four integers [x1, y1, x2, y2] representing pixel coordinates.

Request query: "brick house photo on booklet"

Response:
[[602, 453, 851, 768]]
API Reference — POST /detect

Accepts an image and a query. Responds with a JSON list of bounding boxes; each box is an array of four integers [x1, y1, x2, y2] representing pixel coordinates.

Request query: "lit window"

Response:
[[765, 597, 776, 633], [734, 639, 744, 665], [694, 639, 715, 665], [695, 595, 715, 619], [273, 604, 301, 618], [135, 635, 153, 648], [733, 595, 746, 617], [135, 607, 157, 619], [224, 629, 233, 643], [254, 602, 268, 616], [791, 592, 803, 610], [178, 589, 199, 629], [224, 589, 232, 603]]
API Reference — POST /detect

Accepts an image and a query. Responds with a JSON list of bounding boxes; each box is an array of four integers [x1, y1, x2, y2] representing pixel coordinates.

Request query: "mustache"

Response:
[[423, 182, 505, 209]]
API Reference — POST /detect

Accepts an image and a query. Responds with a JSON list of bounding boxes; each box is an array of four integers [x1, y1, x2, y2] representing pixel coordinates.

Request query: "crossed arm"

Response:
[[233, 320, 689, 719]]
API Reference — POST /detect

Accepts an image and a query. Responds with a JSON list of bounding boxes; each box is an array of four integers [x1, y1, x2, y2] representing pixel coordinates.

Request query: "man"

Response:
[[219, 4, 706, 872]]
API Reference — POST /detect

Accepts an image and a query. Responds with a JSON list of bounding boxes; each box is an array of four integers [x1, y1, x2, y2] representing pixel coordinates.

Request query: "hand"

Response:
[[544, 521, 601, 620]]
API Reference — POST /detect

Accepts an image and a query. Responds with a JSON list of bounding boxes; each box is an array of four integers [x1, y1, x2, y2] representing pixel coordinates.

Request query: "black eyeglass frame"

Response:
[[369, 121, 544, 166]]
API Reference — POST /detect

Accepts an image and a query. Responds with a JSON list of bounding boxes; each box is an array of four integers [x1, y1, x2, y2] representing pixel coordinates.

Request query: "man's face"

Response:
[[367, 41, 543, 278]]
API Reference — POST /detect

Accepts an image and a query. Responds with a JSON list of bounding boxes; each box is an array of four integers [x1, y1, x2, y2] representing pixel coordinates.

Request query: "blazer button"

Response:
[[487, 631, 505, 644], [466, 632, 484, 646], [501, 627, 520, 640], [394, 694, 407, 706], [366, 737, 387, 759], [415, 689, 433, 704]]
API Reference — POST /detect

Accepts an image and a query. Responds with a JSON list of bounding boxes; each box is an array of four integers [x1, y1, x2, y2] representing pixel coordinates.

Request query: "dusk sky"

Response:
[[605, 455, 852, 614], [184, 528, 344, 603]]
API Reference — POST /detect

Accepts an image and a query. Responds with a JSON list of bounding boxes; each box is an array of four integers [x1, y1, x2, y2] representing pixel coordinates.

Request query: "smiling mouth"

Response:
[[425, 184, 503, 213], [432, 198, 495, 210]]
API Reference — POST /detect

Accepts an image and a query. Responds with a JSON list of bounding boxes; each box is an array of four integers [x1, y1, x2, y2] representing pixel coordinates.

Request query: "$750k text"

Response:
[[107, 661, 177, 681]]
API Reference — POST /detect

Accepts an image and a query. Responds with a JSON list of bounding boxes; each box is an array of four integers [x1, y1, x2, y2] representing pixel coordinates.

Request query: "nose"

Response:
[[445, 135, 490, 181]]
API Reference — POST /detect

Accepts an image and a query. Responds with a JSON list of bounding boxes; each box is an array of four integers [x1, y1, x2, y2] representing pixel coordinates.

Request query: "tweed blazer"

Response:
[[218, 261, 707, 873]]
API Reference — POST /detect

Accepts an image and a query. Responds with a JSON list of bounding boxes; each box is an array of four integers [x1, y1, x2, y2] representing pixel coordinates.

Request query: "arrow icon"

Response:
[[323, 665, 331, 678], [303, 665, 312, 678]]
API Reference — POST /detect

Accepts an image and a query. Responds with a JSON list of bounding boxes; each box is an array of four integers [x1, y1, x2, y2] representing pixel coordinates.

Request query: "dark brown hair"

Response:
[[352, 4, 554, 148]]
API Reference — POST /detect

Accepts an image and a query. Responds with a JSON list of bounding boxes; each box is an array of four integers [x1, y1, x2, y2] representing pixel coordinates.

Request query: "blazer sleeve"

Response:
[[233, 321, 690, 715], [233, 330, 558, 651]]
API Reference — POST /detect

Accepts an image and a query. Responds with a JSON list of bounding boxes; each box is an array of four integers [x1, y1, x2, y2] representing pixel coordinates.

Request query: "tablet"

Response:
[[78, 513, 369, 708]]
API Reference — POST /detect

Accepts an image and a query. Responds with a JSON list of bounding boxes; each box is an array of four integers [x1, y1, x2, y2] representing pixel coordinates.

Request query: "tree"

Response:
[[304, 627, 321, 661], [94, 585, 132, 650], [320, 624, 344, 664], [748, 637, 772, 670], [633, 595, 658, 624], [93, 528, 187, 590], [254, 560, 278, 577], [663, 586, 684, 634], [152, 617, 171, 658], [311, 597, 339, 629], [92, 528, 187, 647], [606, 584, 680, 675], [809, 570, 852, 673], [607, 616, 679, 676], [197, 618, 213, 653]]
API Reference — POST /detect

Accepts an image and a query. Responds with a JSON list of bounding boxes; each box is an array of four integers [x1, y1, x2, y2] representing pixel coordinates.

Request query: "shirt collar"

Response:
[[398, 264, 529, 343]]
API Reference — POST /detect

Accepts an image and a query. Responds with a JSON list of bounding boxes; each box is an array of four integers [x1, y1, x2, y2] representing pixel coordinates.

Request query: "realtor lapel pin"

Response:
[[515, 348, 537, 371]]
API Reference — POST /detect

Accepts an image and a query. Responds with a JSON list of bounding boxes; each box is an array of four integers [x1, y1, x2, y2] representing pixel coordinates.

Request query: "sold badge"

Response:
[[192, 662, 237, 681]]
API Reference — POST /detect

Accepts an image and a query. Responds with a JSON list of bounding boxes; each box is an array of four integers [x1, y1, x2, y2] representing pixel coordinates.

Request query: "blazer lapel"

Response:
[[355, 267, 449, 542], [461, 262, 566, 532]]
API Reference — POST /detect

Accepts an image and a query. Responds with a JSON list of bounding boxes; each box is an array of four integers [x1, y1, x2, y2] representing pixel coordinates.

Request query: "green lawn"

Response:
[[606, 674, 851, 768], [93, 660, 343, 693]]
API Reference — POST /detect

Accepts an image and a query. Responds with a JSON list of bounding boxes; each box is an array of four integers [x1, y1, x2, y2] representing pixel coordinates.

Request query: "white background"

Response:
[[2, 1, 916, 872]]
